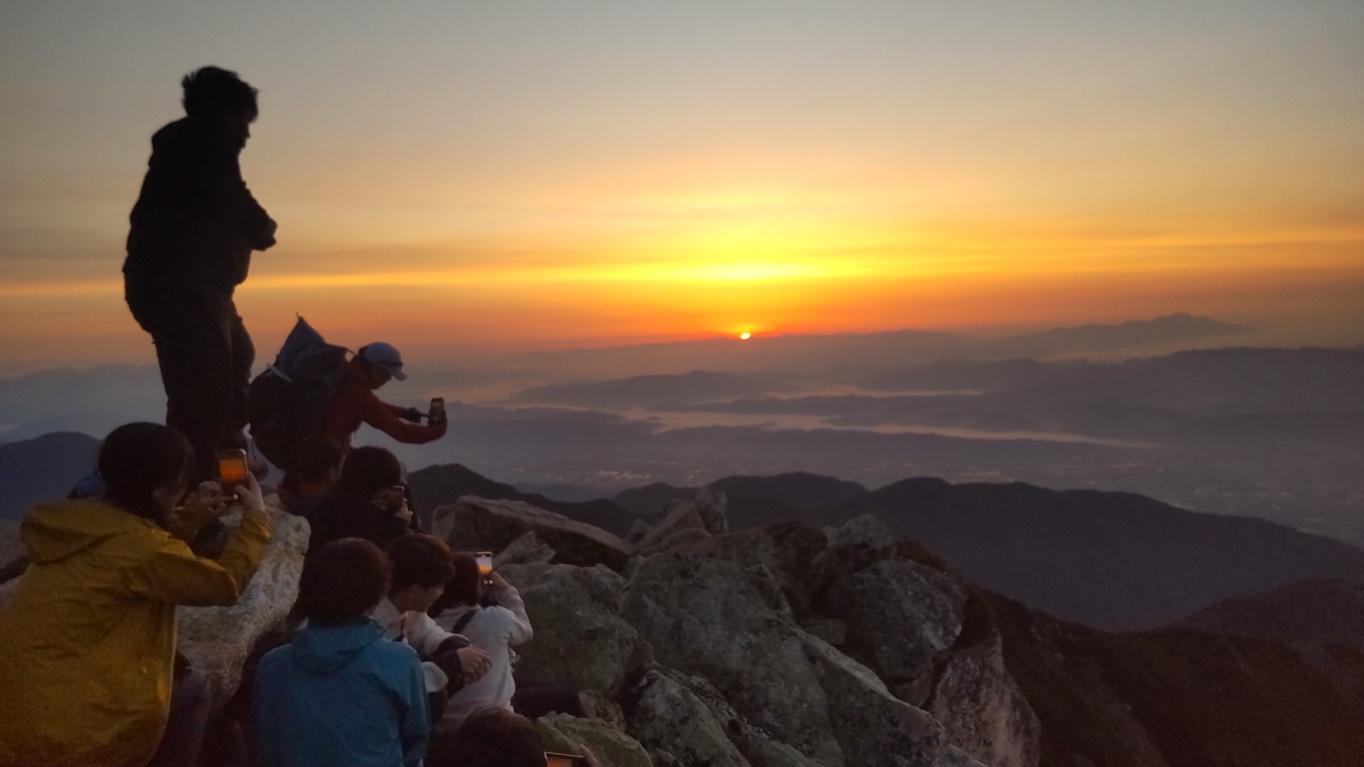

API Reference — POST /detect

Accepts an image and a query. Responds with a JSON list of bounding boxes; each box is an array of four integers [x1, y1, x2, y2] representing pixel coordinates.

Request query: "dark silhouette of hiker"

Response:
[[124, 66, 277, 480]]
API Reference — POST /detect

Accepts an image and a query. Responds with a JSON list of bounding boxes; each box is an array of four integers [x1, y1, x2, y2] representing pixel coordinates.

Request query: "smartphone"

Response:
[[217, 449, 249, 492], [430, 397, 446, 422], [544, 752, 589, 767], [476, 551, 494, 577]]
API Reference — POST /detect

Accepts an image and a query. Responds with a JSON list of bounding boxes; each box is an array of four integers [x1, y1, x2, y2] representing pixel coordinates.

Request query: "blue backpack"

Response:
[[247, 316, 349, 469]]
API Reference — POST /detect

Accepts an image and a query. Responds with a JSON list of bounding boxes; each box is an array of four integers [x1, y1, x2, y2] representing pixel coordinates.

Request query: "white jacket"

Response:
[[433, 582, 533, 724], [371, 596, 465, 692]]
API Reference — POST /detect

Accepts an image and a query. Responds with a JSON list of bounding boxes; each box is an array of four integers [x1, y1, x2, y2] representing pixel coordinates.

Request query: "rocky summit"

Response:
[[4, 488, 1362, 766], [446, 492, 1033, 767]]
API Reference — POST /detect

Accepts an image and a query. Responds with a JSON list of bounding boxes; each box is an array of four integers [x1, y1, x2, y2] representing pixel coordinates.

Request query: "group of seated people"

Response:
[[0, 423, 598, 767]]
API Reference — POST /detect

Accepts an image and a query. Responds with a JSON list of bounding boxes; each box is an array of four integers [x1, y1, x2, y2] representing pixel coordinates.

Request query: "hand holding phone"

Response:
[[430, 397, 446, 425]]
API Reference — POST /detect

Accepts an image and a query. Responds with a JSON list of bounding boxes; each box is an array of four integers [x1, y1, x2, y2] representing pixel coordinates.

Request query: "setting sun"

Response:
[[739, 331, 752, 341]]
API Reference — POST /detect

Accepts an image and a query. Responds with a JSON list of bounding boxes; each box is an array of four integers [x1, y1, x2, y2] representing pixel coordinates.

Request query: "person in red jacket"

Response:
[[320, 342, 448, 448]]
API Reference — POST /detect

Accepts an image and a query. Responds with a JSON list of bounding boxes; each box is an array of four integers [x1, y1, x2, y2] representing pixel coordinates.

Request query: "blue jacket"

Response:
[[252, 619, 429, 767]]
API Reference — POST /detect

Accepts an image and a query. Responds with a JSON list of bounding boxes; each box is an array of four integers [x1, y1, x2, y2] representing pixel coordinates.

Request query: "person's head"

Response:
[[386, 534, 454, 612], [442, 551, 483, 609], [355, 342, 407, 389], [333, 446, 404, 501], [98, 422, 194, 526], [281, 439, 346, 496], [297, 538, 391, 625], [438, 708, 547, 767], [181, 66, 258, 145], [182, 66, 258, 118]]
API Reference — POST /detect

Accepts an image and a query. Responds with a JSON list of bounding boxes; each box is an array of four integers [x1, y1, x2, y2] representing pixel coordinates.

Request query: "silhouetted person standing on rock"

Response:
[[125, 66, 277, 480]]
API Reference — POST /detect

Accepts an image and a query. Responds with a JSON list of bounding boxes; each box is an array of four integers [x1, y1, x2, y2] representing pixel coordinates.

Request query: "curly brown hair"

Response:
[[298, 538, 391, 624]]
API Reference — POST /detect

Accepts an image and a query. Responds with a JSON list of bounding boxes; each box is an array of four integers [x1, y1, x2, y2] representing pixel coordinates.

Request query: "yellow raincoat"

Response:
[[0, 498, 269, 767]]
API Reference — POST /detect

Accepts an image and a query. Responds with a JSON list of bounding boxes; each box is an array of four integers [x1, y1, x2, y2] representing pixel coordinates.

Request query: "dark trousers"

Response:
[[128, 283, 254, 481]]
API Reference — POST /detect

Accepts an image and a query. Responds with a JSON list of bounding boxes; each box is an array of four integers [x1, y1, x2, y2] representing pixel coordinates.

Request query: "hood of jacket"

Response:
[[292, 619, 387, 675], [21, 498, 157, 565]]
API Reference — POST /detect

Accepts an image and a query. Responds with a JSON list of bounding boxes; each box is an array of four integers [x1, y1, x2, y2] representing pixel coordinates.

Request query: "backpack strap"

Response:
[[449, 608, 478, 635]]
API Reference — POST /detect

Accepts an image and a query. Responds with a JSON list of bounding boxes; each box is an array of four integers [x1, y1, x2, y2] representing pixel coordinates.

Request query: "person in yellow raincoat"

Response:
[[0, 422, 271, 767]]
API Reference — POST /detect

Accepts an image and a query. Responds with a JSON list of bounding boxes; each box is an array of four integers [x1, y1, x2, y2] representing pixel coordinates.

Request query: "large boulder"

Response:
[[499, 561, 647, 696], [631, 487, 728, 557], [624, 667, 749, 767], [623, 547, 845, 765], [799, 631, 985, 767], [929, 632, 1041, 767], [536, 713, 653, 767], [433, 497, 632, 572], [671, 522, 831, 617], [625, 665, 825, 767], [815, 555, 969, 705], [493, 530, 557, 567], [833, 513, 897, 549], [178, 510, 310, 715]]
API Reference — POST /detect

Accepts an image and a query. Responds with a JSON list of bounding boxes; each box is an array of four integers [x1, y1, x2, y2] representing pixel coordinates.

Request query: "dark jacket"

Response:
[[125, 115, 276, 294], [252, 620, 429, 767], [307, 492, 412, 552]]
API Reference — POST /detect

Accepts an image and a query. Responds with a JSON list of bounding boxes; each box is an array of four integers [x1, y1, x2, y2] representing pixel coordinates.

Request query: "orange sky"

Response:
[[2, 2, 1362, 374]]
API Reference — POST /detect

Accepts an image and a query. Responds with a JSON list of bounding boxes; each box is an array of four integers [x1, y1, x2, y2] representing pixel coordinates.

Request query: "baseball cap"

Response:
[[358, 342, 408, 381]]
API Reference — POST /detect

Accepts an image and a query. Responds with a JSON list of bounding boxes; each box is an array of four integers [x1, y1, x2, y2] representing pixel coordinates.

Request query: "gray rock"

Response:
[[623, 548, 845, 765], [625, 518, 653, 545], [834, 513, 897, 549], [799, 631, 984, 767], [800, 617, 848, 647], [634, 667, 824, 767], [632, 488, 728, 556], [814, 547, 968, 705], [536, 713, 653, 767], [492, 530, 557, 567], [499, 561, 646, 696], [626, 667, 749, 767], [178, 510, 310, 716], [692, 486, 729, 534], [929, 633, 1041, 767], [434, 496, 633, 571], [634, 526, 712, 557], [674, 523, 831, 616]]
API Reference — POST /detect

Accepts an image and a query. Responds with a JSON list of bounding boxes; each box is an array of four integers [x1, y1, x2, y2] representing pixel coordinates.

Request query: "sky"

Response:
[[2, 0, 1362, 374]]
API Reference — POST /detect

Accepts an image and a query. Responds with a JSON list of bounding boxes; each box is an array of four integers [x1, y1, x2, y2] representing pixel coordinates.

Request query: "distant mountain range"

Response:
[[0, 432, 99, 520], [508, 370, 799, 407], [394, 463, 1364, 631], [470, 313, 1249, 377], [1176, 578, 1364, 650]]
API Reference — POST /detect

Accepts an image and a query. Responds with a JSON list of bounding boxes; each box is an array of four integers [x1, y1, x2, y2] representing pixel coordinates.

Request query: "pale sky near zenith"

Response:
[[2, 0, 1362, 374]]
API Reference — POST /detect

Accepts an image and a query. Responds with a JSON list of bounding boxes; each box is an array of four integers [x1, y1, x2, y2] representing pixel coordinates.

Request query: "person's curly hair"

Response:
[[297, 538, 391, 624]]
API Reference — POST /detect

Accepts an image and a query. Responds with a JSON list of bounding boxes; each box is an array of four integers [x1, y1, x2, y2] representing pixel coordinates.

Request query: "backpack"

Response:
[[247, 316, 349, 469]]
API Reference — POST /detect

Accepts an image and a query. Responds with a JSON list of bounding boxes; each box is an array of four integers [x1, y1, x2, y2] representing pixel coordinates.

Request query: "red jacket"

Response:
[[321, 361, 446, 447]]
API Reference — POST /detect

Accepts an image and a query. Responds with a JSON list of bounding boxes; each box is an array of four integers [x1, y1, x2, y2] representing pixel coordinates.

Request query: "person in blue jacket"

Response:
[[253, 538, 429, 767]]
